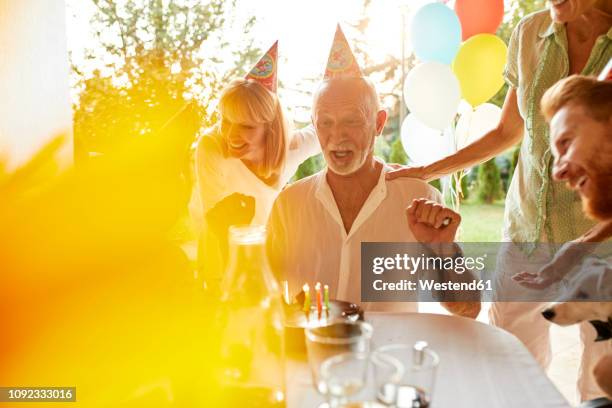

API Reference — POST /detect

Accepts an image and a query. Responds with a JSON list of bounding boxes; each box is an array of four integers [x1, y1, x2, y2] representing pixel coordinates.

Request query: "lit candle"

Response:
[[302, 283, 311, 312], [324, 284, 330, 309], [282, 280, 290, 304], [316, 282, 322, 316]]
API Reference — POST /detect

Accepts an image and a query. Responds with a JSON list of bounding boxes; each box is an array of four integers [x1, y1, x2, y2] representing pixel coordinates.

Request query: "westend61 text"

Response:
[[372, 279, 493, 291]]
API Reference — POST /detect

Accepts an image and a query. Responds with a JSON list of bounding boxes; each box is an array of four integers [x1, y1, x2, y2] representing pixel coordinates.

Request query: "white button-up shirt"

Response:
[[267, 161, 442, 312]]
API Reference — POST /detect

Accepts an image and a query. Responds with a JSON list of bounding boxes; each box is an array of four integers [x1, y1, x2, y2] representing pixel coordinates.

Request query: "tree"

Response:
[[507, 146, 520, 188], [476, 159, 503, 204], [389, 137, 408, 165], [72, 0, 259, 160]]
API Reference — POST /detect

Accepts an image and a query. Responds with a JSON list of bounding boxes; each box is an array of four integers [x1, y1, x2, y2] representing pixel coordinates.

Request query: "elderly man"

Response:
[[513, 74, 612, 400], [267, 26, 479, 317]]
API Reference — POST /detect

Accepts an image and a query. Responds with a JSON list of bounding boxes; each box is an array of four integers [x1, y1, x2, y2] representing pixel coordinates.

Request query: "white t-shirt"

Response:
[[267, 161, 442, 312], [195, 126, 320, 280]]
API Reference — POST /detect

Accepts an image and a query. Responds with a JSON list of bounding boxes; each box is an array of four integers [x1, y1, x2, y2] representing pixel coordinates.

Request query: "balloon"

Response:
[[457, 99, 473, 116], [404, 62, 461, 131], [452, 34, 507, 107], [410, 3, 462, 64], [455, 103, 502, 148], [454, 0, 504, 40], [401, 114, 454, 166]]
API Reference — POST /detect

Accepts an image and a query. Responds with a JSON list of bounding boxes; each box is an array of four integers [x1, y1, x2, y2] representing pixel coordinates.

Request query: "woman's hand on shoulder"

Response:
[[386, 164, 430, 181]]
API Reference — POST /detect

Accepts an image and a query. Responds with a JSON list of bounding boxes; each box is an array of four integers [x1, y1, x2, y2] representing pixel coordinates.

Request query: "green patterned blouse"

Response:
[[503, 10, 612, 248]]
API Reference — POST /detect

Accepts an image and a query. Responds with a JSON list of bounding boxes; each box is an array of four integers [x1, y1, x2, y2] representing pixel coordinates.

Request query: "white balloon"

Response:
[[400, 113, 454, 166], [455, 103, 502, 148], [457, 99, 473, 115], [404, 62, 461, 131], [455, 110, 472, 148]]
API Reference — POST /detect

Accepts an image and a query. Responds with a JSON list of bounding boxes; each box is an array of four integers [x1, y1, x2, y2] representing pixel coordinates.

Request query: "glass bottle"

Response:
[[215, 225, 286, 407]]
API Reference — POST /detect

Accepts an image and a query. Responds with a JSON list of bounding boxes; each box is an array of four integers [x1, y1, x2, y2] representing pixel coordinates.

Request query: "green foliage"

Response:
[[389, 137, 408, 165], [507, 145, 521, 188], [496, 0, 547, 44], [461, 174, 470, 200], [72, 0, 259, 160], [293, 154, 324, 181], [374, 136, 391, 163], [429, 179, 442, 192], [476, 159, 503, 204]]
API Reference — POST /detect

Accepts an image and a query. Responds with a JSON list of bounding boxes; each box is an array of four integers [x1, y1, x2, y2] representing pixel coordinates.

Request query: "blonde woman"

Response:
[[196, 43, 319, 286]]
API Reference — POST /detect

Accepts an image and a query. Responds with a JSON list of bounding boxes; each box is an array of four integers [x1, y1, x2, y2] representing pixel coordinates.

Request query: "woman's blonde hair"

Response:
[[217, 78, 289, 183]]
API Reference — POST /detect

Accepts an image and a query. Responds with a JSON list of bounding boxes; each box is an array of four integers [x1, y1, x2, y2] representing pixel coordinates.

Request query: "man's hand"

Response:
[[386, 165, 430, 181], [407, 200, 480, 318], [406, 199, 461, 244]]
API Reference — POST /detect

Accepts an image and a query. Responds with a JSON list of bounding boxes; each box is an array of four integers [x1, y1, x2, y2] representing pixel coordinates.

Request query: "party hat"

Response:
[[246, 41, 278, 93], [324, 24, 363, 79]]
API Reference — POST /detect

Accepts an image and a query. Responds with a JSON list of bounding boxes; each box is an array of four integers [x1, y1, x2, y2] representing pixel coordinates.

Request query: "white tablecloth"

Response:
[[286, 312, 571, 408]]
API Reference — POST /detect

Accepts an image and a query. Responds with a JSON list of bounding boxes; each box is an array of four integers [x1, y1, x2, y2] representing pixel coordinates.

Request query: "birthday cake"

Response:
[[283, 297, 364, 356]]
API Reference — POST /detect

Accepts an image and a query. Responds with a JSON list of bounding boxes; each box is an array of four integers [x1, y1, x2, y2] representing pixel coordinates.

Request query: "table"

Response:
[[286, 312, 571, 408]]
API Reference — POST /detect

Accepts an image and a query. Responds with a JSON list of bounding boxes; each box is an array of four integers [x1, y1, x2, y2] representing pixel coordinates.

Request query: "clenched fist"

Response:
[[406, 198, 461, 244]]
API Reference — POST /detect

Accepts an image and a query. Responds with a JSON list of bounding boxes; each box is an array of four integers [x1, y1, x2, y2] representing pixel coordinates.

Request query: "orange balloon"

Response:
[[455, 0, 504, 41]]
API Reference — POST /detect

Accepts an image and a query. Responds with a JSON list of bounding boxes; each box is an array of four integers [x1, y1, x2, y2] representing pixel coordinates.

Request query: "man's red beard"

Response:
[[583, 172, 612, 221]]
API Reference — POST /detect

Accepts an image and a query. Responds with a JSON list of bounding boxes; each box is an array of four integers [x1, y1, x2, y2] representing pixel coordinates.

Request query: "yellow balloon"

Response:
[[452, 34, 507, 107]]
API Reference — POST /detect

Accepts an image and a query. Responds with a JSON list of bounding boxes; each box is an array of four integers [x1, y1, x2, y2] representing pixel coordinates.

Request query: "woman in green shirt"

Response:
[[389, 0, 611, 401]]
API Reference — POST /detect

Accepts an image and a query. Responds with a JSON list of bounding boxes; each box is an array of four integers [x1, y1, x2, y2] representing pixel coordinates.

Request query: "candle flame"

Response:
[[315, 282, 321, 290], [303, 283, 309, 292]]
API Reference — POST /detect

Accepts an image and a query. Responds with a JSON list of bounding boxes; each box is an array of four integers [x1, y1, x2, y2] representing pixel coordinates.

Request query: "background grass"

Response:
[[457, 199, 505, 242]]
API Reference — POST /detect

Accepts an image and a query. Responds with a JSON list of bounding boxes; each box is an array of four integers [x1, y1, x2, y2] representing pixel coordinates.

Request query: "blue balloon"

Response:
[[411, 3, 462, 65]]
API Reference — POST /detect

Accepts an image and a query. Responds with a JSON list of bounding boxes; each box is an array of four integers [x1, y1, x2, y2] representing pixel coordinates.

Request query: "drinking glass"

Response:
[[305, 320, 373, 398], [320, 352, 369, 407], [371, 351, 404, 405], [373, 342, 439, 408]]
